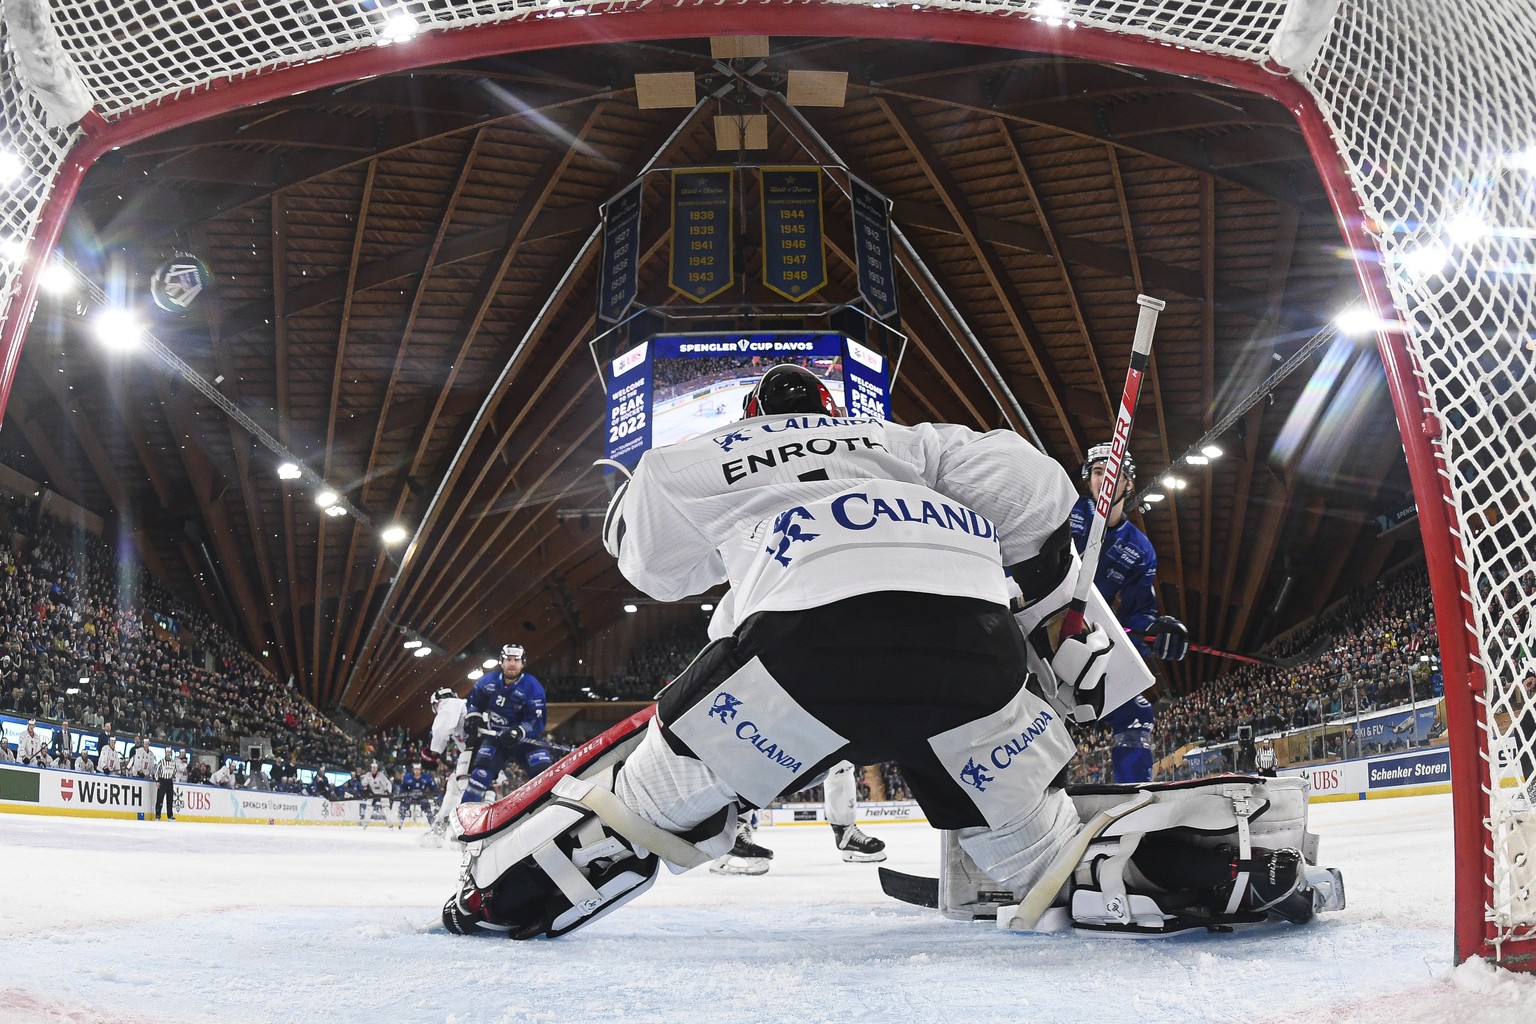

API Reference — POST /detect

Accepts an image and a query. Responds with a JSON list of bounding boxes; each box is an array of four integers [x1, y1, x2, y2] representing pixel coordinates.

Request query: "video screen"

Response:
[[604, 332, 891, 468]]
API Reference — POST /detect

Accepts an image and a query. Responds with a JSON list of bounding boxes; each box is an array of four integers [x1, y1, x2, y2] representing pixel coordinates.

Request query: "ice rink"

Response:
[[3, 794, 1534, 1024]]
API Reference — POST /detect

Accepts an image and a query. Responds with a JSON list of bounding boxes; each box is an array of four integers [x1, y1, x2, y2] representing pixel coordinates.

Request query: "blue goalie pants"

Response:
[[656, 590, 1055, 830]]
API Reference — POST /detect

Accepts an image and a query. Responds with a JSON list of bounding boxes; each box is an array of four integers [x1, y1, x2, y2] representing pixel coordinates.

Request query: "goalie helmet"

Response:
[[430, 686, 457, 711], [742, 364, 841, 419], [1080, 441, 1136, 482]]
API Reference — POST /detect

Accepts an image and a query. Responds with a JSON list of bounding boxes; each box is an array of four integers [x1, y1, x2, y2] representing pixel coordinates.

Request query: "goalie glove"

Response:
[[1051, 625, 1113, 724], [1146, 616, 1189, 662]]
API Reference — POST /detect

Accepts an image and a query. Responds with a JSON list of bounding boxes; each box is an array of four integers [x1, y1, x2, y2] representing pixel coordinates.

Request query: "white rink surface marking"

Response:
[[2, 794, 1533, 1023]]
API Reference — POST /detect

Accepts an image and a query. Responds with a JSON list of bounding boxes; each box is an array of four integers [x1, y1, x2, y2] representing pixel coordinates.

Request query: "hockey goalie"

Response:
[[440, 364, 1345, 939]]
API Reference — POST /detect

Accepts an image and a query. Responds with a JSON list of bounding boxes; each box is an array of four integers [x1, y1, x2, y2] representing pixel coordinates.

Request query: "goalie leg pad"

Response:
[[447, 769, 735, 940], [995, 776, 1345, 935]]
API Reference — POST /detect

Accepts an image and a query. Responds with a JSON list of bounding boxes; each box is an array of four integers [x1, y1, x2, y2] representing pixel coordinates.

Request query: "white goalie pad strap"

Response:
[[1091, 832, 1146, 924], [997, 791, 1154, 932], [555, 774, 716, 871], [531, 838, 603, 911], [1099, 792, 1259, 839], [1223, 792, 1257, 917]]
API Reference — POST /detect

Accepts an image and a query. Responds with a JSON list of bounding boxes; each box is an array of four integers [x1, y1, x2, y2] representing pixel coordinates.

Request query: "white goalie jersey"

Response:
[[607, 414, 1076, 631]]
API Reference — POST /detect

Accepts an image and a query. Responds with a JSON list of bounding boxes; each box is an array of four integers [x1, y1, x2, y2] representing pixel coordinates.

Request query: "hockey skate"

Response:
[[832, 824, 887, 863], [710, 822, 774, 876]]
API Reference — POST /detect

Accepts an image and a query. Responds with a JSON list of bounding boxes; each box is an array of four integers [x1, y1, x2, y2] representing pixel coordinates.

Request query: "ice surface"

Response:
[[3, 794, 1533, 1023]]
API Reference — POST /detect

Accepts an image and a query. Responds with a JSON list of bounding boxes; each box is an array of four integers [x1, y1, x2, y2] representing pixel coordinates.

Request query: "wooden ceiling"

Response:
[[5, 35, 1420, 726]]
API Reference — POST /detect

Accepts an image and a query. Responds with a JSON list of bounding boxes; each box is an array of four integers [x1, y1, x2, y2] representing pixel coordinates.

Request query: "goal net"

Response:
[[0, 0, 1532, 970]]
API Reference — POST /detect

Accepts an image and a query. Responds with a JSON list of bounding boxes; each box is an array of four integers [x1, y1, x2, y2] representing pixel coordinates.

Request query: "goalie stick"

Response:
[[1007, 590, 1327, 671], [1061, 294, 1164, 640]]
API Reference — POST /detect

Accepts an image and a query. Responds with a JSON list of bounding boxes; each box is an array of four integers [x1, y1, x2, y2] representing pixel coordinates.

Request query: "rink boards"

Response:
[[0, 764, 384, 825]]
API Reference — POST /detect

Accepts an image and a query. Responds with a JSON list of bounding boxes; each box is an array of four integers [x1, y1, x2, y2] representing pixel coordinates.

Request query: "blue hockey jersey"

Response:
[[400, 768, 436, 795], [1069, 495, 1159, 642], [466, 668, 547, 741]]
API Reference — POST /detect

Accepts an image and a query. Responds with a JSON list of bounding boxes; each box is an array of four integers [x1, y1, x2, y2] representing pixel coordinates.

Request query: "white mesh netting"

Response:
[[0, 0, 1532, 963]]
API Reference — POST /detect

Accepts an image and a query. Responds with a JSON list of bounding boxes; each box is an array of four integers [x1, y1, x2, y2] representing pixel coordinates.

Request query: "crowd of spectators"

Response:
[[0, 491, 365, 773], [0, 466, 1459, 807]]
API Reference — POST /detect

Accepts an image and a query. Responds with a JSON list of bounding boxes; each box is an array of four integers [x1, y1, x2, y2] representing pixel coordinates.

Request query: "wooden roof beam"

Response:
[[877, 96, 1082, 457]]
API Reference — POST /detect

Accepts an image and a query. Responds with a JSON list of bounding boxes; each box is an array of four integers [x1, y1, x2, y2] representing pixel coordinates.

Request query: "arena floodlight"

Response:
[[623, 603, 639, 613], [701, 603, 714, 612], [324, 504, 347, 518], [1143, 492, 1166, 503], [378, 11, 420, 45], [381, 524, 408, 544], [413, 646, 433, 658], [482, 658, 497, 669], [93, 307, 144, 350], [38, 262, 74, 294], [277, 462, 302, 480], [1398, 244, 1449, 282], [403, 638, 423, 650], [1201, 445, 1223, 459], [1187, 453, 1209, 466], [467, 669, 481, 680], [0, 237, 25, 263], [0, 148, 23, 185], [315, 489, 339, 509]]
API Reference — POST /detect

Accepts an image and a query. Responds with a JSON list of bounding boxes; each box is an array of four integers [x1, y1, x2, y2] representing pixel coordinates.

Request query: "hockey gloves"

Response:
[[1051, 624, 1114, 723], [1147, 616, 1189, 661]]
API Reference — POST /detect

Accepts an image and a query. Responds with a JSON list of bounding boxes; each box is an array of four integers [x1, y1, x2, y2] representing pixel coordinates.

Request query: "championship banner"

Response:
[[670, 168, 734, 302], [760, 167, 827, 301], [597, 179, 643, 323], [851, 174, 899, 321], [604, 340, 653, 469]]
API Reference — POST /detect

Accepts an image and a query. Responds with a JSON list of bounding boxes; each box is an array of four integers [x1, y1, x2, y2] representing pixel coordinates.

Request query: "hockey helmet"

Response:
[[369, 760, 379, 771], [501, 643, 526, 661], [412, 761, 422, 771], [741, 364, 841, 419], [430, 686, 457, 711], [1080, 441, 1136, 482]]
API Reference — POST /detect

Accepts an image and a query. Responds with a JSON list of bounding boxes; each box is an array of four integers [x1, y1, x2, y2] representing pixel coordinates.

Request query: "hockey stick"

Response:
[[878, 867, 940, 909], [1061, 295, 1165, 639], [1169, 636, 1331, 670]]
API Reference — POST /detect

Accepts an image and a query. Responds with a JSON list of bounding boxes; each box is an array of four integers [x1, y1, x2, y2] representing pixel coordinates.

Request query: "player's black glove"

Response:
[[499, 725, 526, 746], [1147, 616, 1189, 661], [463, 710, 487, 745]]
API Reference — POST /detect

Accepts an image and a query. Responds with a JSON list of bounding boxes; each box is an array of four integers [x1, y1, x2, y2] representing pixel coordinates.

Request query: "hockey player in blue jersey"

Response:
[[1069, 444, 1187, 660], [1071, 443, 1186, 783], [462, 643, 551, 803], [1101, 694, 1156, 784], [398, 760, 438, 826]]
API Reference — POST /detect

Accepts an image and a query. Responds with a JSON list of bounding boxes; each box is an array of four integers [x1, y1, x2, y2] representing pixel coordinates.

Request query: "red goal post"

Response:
[[0, 0, 1531, 970]]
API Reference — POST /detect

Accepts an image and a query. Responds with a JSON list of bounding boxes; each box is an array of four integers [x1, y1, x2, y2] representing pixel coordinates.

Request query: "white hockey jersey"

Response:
[[428, 697, 468, 757], [97, 744, 122, 775], [209, 763, 235, 787], [16, 729, 47, 766], [126, 745, 155, 778], [612, 414, 1076, 633], [362, 770, 393, 798]]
